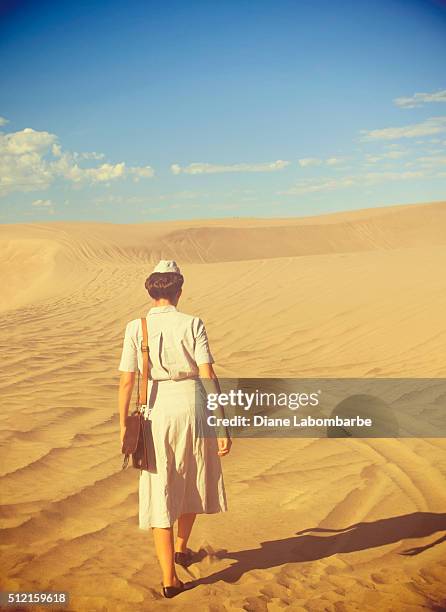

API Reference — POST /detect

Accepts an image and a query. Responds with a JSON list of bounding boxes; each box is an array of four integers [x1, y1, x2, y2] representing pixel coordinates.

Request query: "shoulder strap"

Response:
[[138, 317, 150, 405]]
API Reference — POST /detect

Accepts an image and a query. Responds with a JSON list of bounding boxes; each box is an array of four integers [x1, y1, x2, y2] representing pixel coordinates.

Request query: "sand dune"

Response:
[[1, 201, 445, 611]]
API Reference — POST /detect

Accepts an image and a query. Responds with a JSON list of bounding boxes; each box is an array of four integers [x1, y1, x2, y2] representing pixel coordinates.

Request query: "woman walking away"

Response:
[[118, 260, 231, 598]]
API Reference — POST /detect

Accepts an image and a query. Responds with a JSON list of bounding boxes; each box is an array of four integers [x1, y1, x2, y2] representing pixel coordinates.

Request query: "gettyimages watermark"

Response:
[[195, 378, 446, 438]]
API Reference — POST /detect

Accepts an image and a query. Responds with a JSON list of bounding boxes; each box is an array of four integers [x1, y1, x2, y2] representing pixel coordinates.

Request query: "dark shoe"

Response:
[[162, 580, 193, 599], [174, 549, 193, 568]]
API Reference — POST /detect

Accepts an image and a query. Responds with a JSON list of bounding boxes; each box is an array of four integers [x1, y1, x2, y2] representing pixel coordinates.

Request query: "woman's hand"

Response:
[[198, 364, 231, 457], [217, 437, 232, 456]]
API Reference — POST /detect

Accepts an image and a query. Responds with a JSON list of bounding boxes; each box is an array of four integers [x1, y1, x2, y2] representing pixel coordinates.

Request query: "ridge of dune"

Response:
[[0, 201, 445, 314], [156, 199, 446, 261], [1, 200, 445, 264]]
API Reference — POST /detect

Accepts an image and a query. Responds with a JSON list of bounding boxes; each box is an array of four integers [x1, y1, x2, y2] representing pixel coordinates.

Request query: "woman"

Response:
[[118, 260, 231, 598]]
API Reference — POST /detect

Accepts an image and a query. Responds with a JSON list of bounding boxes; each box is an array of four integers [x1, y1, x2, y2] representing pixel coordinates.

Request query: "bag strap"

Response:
[[138, 317, 150, 406]]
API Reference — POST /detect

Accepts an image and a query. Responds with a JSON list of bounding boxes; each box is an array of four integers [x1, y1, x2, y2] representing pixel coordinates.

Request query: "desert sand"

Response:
[[1, 200, 446, 611]]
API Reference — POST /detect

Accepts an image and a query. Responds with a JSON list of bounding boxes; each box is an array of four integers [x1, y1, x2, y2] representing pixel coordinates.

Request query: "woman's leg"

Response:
[[152, 526, 179, 587], [176, 513, 197, 553]]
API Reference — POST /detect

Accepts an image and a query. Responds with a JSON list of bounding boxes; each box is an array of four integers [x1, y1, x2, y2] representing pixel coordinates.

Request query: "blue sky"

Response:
[[1, 0, 445, 223]]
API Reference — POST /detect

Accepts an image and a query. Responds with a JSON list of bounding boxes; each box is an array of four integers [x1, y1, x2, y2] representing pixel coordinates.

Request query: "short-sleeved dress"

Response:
[[118, 304, 228, 529]]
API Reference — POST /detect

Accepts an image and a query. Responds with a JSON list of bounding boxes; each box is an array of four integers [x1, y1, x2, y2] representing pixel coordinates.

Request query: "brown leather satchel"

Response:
[[121, 317, 157, 472]]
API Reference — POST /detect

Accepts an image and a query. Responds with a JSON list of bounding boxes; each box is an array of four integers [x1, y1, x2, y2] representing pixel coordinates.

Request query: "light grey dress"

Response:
[[118, 305, 227, 529]]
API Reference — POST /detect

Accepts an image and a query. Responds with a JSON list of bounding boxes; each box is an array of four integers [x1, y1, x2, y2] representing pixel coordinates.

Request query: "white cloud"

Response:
[[53, 154, 155, 183], [361, 116, 446, 141], [170, 159, 290, 175], [129, 165, 155, 180], [386, 151, 408, 159], [298, 157, 321, 167], [416, 155, 446, 167], [77, 151, 106, 160], [326, 157, 344, 166], [363, 170, 425, 183], [280, 176, 356, 195], [280, 170, 428, 195], [0, 128, 57, 194], [298, 156, 345, 167], [52, 143, 62, 157], [1, 127, 57, 155], [0, 125, 155, 196], [0, 116, 9, 127], [32, 199, 53, 207], [365, 150, 408, 163], [81, 162, 126, 182], [52, 154, 127, 183], [394, 89, 446, 109], [31, 198, 55, 214]]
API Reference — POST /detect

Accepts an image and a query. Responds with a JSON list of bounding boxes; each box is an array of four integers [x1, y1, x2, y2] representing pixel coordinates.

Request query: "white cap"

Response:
[[152, 260, 181, 274]]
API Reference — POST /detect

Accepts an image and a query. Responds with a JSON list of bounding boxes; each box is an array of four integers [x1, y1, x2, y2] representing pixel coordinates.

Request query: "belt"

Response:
[[151, 376, 199, 382]]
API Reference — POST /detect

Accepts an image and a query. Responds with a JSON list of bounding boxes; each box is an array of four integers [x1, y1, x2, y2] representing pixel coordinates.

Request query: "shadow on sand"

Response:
[[194, 512, 446, 585]]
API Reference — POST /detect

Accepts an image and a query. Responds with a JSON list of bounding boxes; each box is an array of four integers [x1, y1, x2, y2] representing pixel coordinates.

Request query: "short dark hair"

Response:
[[145, 272, 184, 301]]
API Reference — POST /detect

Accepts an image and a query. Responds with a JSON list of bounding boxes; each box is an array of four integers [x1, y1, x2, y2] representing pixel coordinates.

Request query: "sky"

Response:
[[0, 0, 446, 223]]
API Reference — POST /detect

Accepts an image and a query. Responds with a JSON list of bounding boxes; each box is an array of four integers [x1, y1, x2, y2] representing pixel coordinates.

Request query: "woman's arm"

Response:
[[119, 371, 136, 445], [198, 363, 232, 457]]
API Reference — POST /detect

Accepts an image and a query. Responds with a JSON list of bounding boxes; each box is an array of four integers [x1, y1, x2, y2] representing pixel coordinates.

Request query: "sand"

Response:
[[0, 200, 445, 611]]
